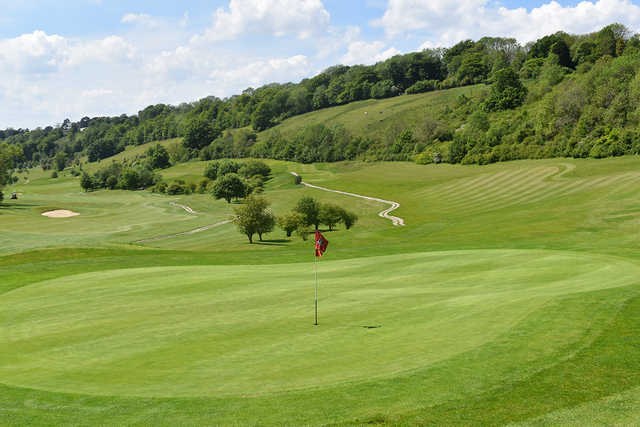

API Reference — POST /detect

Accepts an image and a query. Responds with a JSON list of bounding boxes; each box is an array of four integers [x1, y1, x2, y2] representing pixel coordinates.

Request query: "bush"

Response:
[[483, 68, 528, 112], [50, 171, 58, 178], [80, 172, 95, 191], [153, 181, 168, 193], [105, 175, 118, 189], [204, 161, 220, 180], [166, 182, 185, 195], [218, 159, 242, 176], [277, 212, 305, 237], [239, 160, 271, 178], [405, 79, 439, 94], [198, 178, 210, 193]]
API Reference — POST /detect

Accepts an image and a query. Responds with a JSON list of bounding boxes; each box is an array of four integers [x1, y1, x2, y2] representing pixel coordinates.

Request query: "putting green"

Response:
[[1, 249, 637, 398]]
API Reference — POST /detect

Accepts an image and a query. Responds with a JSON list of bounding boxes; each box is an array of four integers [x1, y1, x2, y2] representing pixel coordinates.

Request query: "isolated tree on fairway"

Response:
[[256, 209, 275, 241], [278, 212, 305, 237], [339, 209, 358, 230], [212, 173, 246, 203], [295, 196, 321, 229], [233, 195, 275, 243], [184, 117, 218, 150], [319, 203, 343, 231]]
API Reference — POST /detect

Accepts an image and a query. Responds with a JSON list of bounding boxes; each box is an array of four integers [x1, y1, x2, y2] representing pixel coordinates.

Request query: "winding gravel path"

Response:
[[291, 172, 405, 226], [170, 202, 196, 214]]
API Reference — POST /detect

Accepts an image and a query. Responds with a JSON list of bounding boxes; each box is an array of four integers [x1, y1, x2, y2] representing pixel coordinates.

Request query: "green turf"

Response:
[[2, 154, 640, 425]]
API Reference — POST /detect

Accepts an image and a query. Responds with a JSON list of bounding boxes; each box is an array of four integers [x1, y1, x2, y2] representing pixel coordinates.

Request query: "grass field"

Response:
[[1, 153, 640, 425]]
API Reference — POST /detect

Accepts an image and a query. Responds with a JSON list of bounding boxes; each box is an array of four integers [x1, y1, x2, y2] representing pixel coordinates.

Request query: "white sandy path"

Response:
[[291, 172, 405, 226], [170, 202, 196, 214], [41, 210, 79, 218]]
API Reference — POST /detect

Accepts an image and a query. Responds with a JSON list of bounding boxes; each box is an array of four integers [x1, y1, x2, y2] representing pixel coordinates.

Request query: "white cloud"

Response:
[[0, 30, 136, 76], [0, 30, 68, 73], [68, 36, 136, 65], [374, 0, 640, 46], [121, 13, 161, 29], [81, 89, 114, 97], [194, 0, 331, 42], [341, 40, 400, 65], [208, 54, 311, 88]]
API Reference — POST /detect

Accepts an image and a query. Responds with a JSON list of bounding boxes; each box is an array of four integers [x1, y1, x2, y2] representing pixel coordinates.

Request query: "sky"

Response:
[[2, 0, 640, 129]]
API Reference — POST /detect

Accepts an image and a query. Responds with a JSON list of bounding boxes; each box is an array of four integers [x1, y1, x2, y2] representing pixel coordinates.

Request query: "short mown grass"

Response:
[[1, 155, 640, 425]]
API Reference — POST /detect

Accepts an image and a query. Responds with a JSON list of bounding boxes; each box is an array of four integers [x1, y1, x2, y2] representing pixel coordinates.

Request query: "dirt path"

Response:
[[134, 220, 232, 244], [291, 172, 405, 226], [170, 202, 196, 214]]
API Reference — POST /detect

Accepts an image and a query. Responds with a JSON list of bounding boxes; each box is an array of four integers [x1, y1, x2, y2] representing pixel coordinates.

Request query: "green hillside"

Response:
[[2, 155, 640, 424], [255, 85, 479, 141]]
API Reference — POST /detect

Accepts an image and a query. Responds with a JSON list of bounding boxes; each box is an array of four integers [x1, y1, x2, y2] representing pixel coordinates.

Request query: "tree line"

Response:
[[233, 194, 358, 244]]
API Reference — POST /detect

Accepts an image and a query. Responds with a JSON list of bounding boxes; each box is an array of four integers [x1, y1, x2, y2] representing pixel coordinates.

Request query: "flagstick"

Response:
[[314, 252, 318, 326]]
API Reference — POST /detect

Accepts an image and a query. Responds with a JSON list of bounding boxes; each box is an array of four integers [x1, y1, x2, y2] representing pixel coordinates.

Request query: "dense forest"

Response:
[[1, 23, 640, 182]]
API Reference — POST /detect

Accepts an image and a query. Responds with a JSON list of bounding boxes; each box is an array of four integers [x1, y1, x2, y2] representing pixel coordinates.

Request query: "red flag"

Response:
[[315, 230, 328, 257]]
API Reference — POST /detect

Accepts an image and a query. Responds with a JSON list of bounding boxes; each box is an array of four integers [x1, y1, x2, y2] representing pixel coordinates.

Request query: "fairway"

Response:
[[2, 156, 640, 425], [2, 250, 637, 398]]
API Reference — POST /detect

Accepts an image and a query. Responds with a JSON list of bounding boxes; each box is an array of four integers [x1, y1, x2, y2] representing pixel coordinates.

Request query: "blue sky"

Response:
[[2, 0, 640, 128]]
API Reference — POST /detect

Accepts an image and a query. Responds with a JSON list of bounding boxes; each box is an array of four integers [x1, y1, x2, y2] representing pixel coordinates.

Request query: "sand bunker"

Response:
[[41, 210, 80, 218]]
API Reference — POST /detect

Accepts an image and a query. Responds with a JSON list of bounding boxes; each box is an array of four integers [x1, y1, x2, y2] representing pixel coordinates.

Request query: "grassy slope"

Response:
[[1, 154, 640, 425], [254, 85, 480, 142]]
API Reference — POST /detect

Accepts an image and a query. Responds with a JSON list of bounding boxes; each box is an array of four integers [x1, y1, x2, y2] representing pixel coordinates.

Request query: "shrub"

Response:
[[105, 175, 118, 189], [166, 182, 185, 195], [218, 159, 242, 176], [204, 161, 220, 180], [198, 178, 210, 193], [50, 171, 58, 178], [239, 160, 271, 178], [405, 79, 439, 94], [278, 212, 305, 237], [153, 181, 168, 193]]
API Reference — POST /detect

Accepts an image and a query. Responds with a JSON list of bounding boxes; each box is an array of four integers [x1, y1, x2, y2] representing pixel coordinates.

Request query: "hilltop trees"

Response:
[[184, 117, 218, 150], [2, 24, 640, 170]]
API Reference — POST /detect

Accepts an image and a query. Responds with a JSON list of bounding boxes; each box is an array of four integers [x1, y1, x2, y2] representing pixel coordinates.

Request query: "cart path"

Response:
[[134, 220, 232, 243], [291, 172, 405, 226], [170, 202, 196, 214]]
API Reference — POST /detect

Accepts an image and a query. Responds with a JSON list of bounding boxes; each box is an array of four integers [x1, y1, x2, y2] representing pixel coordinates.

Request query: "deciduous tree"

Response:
[[212, 173, 246, 203], [233, 195, 275, 243], [294, 196, 321, 229]]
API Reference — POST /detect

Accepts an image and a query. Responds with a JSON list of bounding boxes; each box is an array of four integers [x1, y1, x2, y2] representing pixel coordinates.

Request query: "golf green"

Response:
[[2, 249, 636, 398]]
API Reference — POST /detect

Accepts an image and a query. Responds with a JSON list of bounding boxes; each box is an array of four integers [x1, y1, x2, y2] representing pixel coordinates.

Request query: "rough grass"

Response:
[[1, 155, 640, 425], [254, 85, 481, 142]]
